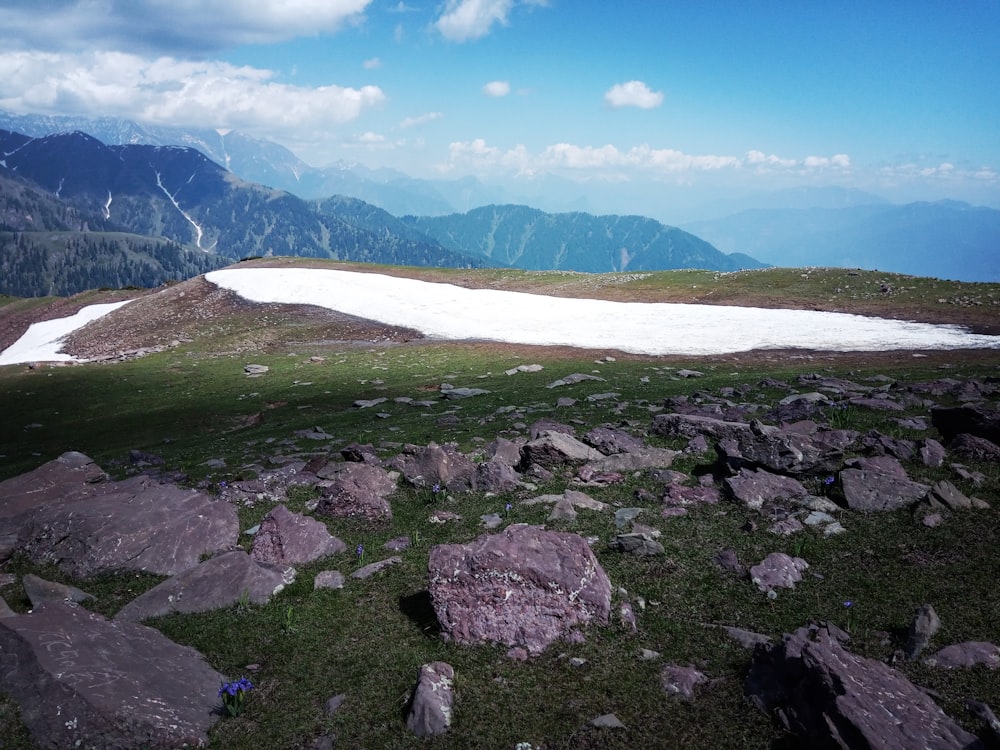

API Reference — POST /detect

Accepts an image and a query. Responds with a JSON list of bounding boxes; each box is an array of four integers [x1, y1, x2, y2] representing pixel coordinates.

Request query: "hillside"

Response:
[[404, 205, 762, 273]]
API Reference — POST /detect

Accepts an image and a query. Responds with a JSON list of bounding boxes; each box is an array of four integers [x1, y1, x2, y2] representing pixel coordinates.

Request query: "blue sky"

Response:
[[1, 0, 998, 216]]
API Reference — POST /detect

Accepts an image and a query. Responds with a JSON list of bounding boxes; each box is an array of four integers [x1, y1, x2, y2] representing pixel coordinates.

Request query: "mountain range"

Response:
[[1, 126, 759, 296]]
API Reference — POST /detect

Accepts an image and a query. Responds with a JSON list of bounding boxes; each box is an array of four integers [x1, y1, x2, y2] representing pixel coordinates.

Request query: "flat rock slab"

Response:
[[0, 601, 224, 749], [725, 468, 808, 511], [250, 504, 346, 565], [115, 550, 296, 622], [2, 453, 238, 578], [746, 624, 985, 749], [428, 524, 611, 655], [840, 467, 930, 512], [925, 642, 1000, 670]]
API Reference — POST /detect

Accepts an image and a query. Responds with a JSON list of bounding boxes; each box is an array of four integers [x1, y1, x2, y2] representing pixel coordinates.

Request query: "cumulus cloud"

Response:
[[435, 0, 514, 42], [0, 0, 373, 54], [483, 80, 511, 97], [399, 111, 443, 128], [445, 138, 854, 180], [604, 80, 664, 109], [0, 51, 385, 133]]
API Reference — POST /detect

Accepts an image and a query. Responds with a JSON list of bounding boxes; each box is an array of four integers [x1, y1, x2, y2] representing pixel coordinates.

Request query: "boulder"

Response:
[[428, 524, 612, 654], [405, 661, 455, 737], [610, 533, 664, 556], [724, 468, 808, 511], [1, 454, 238, 577], [316, 462, 397, 521], [0, 601, 224, 749], [746, 623, 985, 749], [583, 426, 645, 454], [518, 430, 603, 468], [389, 442, 477, 492], [250, 504, 345, 565], [715, 420, 844, 476], [661, 664, 708, 699], [749, 553, 808, 594], [925, 642, 1000, 670], [580, 446, 677, 473], [948, 433, 1000, 462], [840, 458, 930, 512], [932, 404, 1000, 444], [115, 550, 295, 622]]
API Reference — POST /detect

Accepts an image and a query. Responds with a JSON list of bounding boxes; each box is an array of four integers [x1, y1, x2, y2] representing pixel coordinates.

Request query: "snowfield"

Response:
[[1, 268, 998, 365]]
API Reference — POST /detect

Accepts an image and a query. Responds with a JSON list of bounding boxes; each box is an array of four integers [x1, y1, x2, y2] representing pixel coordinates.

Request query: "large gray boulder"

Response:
[[518, 430, 604, 468], [428, 524, 612, 654], [1, 453, 238, 577], [724, 468, 809, 511], [746, 623, 985, 749], [115, 550, 295, 622], [250, 504, 345, 565], [0, 601, 224, 749]]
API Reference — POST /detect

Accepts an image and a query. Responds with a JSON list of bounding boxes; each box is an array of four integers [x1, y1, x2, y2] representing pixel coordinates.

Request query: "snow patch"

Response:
[[0, 301, 133, 366]]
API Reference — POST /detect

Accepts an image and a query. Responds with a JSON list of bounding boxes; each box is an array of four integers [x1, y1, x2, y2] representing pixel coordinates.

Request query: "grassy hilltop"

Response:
[[0, 262, 998, 749]]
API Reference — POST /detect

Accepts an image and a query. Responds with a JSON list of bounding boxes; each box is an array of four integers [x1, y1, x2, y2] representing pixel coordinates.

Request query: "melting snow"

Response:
[[203, 268, 1000, 356], [0, 301, 133, 366]]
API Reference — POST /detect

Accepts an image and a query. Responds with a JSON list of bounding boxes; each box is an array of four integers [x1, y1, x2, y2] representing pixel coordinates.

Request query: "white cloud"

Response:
[[604, 80, 664, 109], [0, 1, 373, 54], [435, 0, 514, 42], [0, 51, 385, 133], [445, 138, 854, 180], [363, 57, 382, 70], [358, 131, 385, 143], [399, 111, 443, 128], [483, 80, 511, 97]]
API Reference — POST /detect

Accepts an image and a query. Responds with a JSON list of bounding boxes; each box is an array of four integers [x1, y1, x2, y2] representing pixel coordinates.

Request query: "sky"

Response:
[[1, 1, 999, 215]]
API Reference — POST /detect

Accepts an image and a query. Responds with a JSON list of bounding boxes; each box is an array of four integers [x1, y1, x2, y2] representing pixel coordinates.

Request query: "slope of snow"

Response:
[[205, 268, 1000, 356], [0, 301, 133, 366]]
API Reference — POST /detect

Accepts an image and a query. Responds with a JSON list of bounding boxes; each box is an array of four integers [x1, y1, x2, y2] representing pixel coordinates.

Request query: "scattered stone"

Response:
[[546, 373, 605, 388], [721, 626, 772, 650], [324, 693, 346, 715], [480, 513, 503, 529], [22, 574, 94, 607], [924, 480, 974, 511], [384, 536, 411, 551], [350, 556, 402, 580], [115, 551, 296, 622], [661, 664, 708, 699], [0, 601, 224, 749], [405, 661, 455, 737], [640, 648, 661, 660], [588, 713, 626, 729], [848, 396, 904, 411], [429, 510, 462, 524], [505, 364, 544, 375], [583, 426, 645, 454], [663, 484, 721, 506], [768, 517, 804, 536], [949, 433, 1000, 462], [610, 532, 664, 556], [749, 553, 808, 595], [519, 430, 603, 467], [922, 512, 945, 528], [389, 442, 477, 492], [746, 623, 984, 749], [676, 369, 704, 378], [581, 445, 677, 473], [724, 468, 808, 511], [840, 460, 930, 512], [316, 462, 397, 522], [925, 642, 1000, 670], [903, 603, 941, 660], [244, 363, 269, 376], [614, 507, 643, 528], [918, 438, 946, 467], [428, 525, 612, 654], [314, 570, 345, 590], [713, 548, 747, 578], [440, 386, 490, 399], [250, 504, 346, 565]]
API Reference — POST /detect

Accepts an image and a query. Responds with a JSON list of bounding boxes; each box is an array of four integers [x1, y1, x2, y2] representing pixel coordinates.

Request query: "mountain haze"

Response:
[[405, 205, 763, 273]]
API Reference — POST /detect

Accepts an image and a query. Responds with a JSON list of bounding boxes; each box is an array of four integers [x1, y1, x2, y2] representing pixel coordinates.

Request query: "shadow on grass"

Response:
[[398, 590, 441, 638]]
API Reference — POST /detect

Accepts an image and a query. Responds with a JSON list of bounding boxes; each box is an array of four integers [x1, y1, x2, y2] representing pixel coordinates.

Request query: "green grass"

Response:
[[1, 306, 999, 748]]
